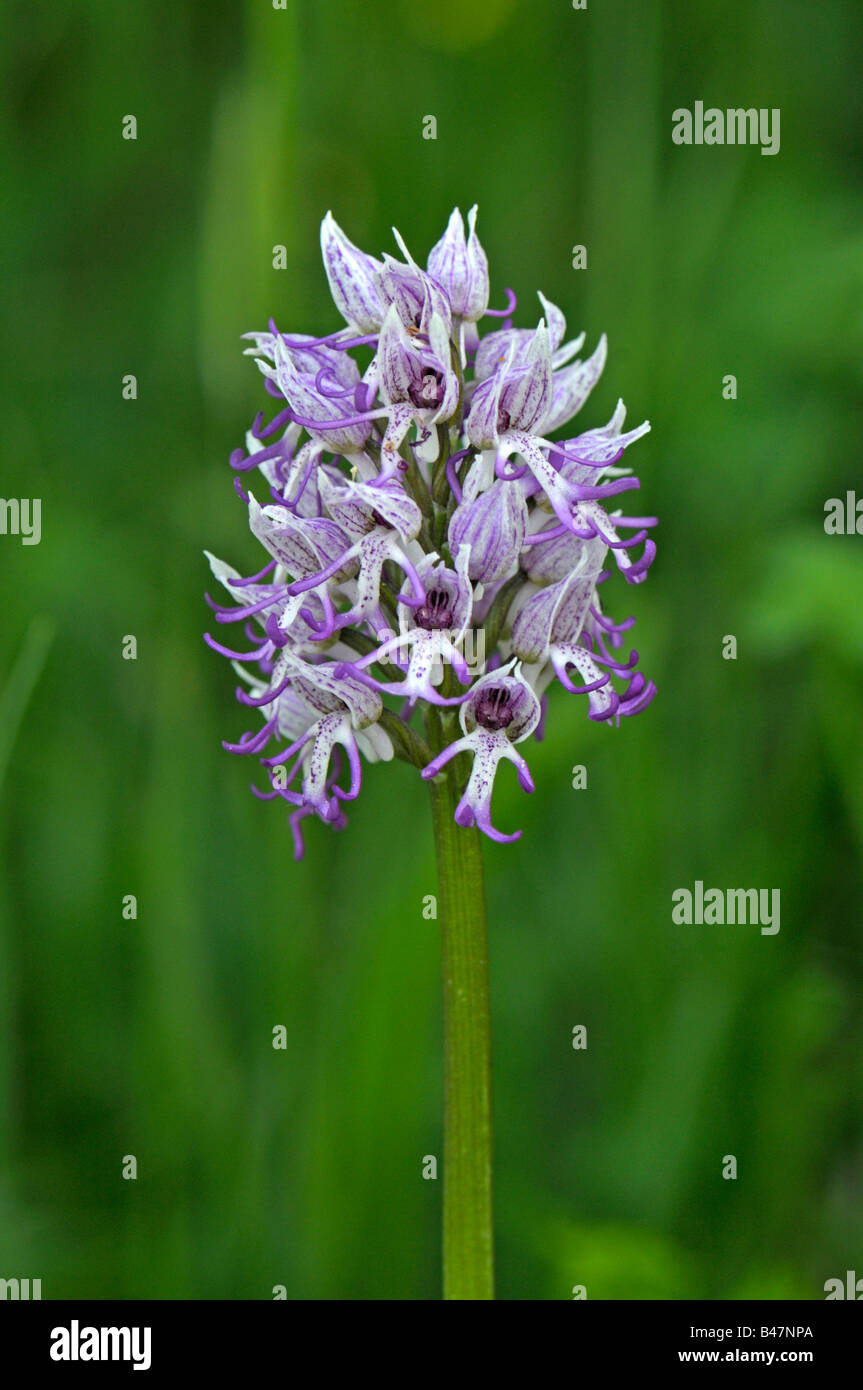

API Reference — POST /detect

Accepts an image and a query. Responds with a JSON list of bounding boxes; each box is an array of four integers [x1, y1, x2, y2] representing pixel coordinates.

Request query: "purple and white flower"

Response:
[[340, 547, 474, 708], [206, 208, 657, 855], [449, 471, 528, 586], [421, 667, 540, 843], [427, 206, 489, 322]]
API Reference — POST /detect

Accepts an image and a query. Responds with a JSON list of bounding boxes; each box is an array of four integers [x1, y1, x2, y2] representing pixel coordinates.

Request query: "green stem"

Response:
[[428, 753, 494, 1300]]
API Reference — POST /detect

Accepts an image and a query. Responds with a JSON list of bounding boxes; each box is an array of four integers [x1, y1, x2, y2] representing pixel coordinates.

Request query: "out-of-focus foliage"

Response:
[[0, 0, 861, 1299]]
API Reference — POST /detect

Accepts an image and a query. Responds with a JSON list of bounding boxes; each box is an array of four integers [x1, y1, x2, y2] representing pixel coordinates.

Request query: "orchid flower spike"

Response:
[[207, 207, 656, 856]]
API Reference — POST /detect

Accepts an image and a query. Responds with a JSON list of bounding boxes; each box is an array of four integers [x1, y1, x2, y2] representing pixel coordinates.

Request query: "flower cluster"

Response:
[[205, 208, 656, 854]]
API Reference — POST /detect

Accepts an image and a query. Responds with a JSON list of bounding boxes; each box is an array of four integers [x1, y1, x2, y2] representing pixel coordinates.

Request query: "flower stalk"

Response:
[[428, 714, 494, 1300]]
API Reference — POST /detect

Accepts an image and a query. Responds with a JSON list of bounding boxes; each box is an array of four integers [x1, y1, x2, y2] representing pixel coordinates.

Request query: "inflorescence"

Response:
[[205, 208, 657, 855]]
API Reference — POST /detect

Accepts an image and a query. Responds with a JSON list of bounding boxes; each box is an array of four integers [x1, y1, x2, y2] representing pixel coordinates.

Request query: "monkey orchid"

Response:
[[205, 207, 656, 1300]]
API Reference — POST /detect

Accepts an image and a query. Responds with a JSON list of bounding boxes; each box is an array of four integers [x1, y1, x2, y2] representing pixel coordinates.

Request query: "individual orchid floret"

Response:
[[258, 657, 389, 819], [526, 407, 657, 584], [373, 305, 459, 473], [449, 472, 527, 585], [318, 471, 422, 545], [320, 212, 387, 333], [341, 548, 474, 708], [245, 480, 425, 645], [247, 494, 351, 580], [205, 551, 308, 660], [541, 334, 608, 434], [207, 205, 657, 851], [240, 495, 350, 639], [520, 523, 606, 586], [377, 307, 457, 420], [510, 545, 656, 720], [474, 291, 583, 380], [427, 205, 489, 321], [467, 321, 553, 447], [511, 570, 616, 719], [421, 666, 540, 843], [253, 334, 374, 457], [468, 337, 655, 579], [377, 226, 454, 336]]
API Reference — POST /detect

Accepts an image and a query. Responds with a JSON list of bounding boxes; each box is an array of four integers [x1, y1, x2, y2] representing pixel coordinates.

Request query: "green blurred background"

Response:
[[1, 0, 862, 1300]]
